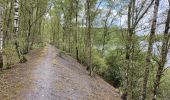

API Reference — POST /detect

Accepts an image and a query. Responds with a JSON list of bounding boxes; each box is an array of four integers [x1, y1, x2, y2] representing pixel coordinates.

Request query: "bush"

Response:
[[159, 69, 170, 99], [92, 51, 108, 75], [32, 42, 45, 49], [104, 51, 123, 88], [3, 44, 17, 68]]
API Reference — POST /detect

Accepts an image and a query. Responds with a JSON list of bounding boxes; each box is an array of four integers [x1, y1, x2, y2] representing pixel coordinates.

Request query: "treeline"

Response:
[[0, 0, 49, 68], [49, 0, 170, 100]]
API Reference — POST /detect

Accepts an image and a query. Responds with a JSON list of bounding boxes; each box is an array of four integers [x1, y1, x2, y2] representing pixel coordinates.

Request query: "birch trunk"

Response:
[[142, 0, 160, 100], [14, 0, 26, 62], [14, 0, 20, 58], [152, 1, 170, 99]]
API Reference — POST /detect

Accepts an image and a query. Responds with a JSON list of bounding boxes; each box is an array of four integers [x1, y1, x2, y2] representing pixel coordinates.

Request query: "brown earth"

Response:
[[0, 45, 121, 100]]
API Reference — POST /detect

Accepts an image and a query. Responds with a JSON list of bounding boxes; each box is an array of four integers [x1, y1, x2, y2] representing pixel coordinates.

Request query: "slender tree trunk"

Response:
[[14, 0, 21, 59], [56, 17, 60, 48], [142, 0, 160, 100], [122, 1, 133, 99], [14, 0, 27, 63], [101, 5, 113, 56], [62, 26, 66, 51], [75, 0, 79, 61], [152, 1, 170, 99], [86, 0, 93, 76], [0, 6, 3, 70], [4, 1, 13, 44], [25, 2, 33, 54], [68, 0, 73, 53], [102, 25, 108, 55]]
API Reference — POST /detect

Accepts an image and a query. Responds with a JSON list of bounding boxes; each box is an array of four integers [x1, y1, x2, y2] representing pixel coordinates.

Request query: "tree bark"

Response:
[[14, 0, 21, 59], [152, 1, 170, 99], [122, 1, 133, 99], [142, 0, 160, 100], [0, 6, 3, 70], [86, 0, 93, 76], [14, 0, 27, 63], [75, 0, 79, 61]]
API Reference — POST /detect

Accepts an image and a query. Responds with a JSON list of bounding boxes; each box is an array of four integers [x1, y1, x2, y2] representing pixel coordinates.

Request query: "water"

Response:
[[140, 41, 170, 67]]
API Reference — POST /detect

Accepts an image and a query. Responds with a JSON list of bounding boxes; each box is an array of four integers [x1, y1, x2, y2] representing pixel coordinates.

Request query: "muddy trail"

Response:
[[0, 45, 121, 100]]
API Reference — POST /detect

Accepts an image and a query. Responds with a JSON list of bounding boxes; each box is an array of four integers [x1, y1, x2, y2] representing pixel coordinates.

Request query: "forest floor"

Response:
[[0, 45, 121, 100]]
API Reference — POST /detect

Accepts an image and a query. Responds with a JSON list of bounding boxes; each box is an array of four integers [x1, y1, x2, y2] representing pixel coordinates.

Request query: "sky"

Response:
[[95, 0, 169, 35]]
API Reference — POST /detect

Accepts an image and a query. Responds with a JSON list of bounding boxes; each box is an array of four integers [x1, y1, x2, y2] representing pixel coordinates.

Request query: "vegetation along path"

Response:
[[0, 45, 121, 100]]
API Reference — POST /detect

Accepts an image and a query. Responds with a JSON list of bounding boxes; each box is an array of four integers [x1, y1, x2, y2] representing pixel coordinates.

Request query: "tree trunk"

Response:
[[142, 0, 160, 100], [25, 2, 33, 54], [152, 1, 170, 99], [122, 1, 133, 99], [75, 0, 79, 61], [0, 6, 3, 70], [14, 0, 20, 58], [4, 1, 13, 44], [101, 4, 113, 56], [14, 0, 27, 63], [101, 25, 108, 56], [86, 0, 93, 76]]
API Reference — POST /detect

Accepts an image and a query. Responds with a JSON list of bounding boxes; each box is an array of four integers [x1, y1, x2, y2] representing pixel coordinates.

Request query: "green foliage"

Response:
[[104, 50, 123, 88], [159, 69, 170, 99], [45, 0, 170, 99], [92, 50, 108, 75], [0, 0, 49, 67], [3, 43, 17, 68], [32, 43, 45, 49]]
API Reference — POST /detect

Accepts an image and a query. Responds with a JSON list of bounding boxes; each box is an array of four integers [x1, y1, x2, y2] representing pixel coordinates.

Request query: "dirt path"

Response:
[[0, 45, 121, 100]]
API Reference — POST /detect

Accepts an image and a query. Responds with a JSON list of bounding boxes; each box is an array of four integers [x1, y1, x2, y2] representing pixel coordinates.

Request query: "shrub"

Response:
[[92, 51, 108, 75], [32, 42, 45, 49], [3, 44, 16, 68], [104, 51, 123, 88]]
